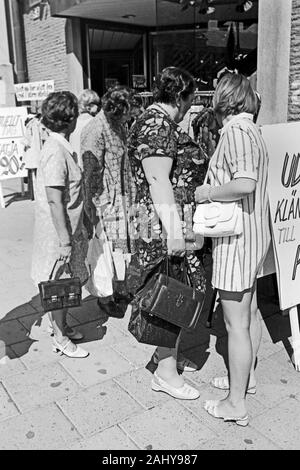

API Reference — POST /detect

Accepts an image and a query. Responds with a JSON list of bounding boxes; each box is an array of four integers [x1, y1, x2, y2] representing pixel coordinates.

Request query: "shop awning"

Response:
[[49, 0, 258, 28]]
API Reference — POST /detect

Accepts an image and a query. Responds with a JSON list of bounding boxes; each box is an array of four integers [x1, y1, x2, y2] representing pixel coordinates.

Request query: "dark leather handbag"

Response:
[[128, 305, 180, 348], [128, 256, 205, 347], [38, 261, 82, 312]]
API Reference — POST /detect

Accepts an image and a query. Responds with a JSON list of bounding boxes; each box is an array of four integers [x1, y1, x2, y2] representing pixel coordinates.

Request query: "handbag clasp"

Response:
[[175, 293, 184, 308]]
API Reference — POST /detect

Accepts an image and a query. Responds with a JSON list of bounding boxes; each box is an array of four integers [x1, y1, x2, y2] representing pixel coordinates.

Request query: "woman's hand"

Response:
[[58, 244, 72, 263], [185, 235, 204, 251], [167, 237, 186, 257], [195, 184, 210, 203]]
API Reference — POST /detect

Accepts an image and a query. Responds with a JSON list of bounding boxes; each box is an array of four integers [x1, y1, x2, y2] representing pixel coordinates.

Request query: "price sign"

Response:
[[0, 107, 28, 181]]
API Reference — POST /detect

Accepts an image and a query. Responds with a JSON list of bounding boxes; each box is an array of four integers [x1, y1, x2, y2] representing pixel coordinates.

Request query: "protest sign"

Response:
[[262, 122, 300, 310], [15, 80, 54, 102], [262, 122, 300, 370], [0, 107, 28, 208]]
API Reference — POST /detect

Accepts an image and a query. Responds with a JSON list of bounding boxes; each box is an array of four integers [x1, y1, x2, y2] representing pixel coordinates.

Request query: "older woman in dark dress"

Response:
[[128, 67, 206, 400]]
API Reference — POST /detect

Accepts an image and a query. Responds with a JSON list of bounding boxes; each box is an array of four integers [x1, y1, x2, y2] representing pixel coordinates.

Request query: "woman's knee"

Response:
[[223, 316, 251, 333]]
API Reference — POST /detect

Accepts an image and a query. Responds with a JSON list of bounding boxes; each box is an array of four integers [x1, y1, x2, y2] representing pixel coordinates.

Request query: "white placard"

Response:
[[262, 122, 300, 310], [15, 80, 54, 102], [0, 107, 28, 181]]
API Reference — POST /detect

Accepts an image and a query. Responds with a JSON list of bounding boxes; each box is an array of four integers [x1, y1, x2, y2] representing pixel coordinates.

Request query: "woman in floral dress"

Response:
[[127, 67, 206, 400]]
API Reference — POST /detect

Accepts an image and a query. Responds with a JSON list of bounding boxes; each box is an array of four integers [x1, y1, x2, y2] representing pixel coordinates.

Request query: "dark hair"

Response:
[[152, 66, 195, 105], [131, 94, 143, 108], [213, 73, 258, 118], [41, 91, 78, 132], [101, 86, 134, 120]]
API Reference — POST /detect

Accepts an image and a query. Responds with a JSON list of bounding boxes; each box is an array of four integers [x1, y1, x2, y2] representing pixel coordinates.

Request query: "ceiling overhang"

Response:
[[48, 0, 258, 29]]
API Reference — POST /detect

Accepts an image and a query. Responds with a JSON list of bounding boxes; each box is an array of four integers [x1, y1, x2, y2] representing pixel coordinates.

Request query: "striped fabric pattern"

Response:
[[208, 112, 271, 292]]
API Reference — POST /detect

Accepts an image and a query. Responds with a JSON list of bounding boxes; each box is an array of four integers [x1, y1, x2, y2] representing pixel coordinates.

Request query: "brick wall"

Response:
[[288, 0, 300, 121], [23, 2, 69, 91]]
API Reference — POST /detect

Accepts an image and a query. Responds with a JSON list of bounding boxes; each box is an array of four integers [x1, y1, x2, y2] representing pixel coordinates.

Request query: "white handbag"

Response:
[[193, 200, 242, 237], [193, 157, 243, 238]]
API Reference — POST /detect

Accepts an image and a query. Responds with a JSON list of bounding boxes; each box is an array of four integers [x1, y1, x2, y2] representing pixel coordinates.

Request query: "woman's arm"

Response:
[[195, 177, 256, 203], [142, 157, 185, 256], [45, 186, 72, 261]]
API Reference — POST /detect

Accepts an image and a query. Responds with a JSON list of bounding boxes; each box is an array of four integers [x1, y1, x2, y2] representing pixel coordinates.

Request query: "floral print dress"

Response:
[[127, 104, 206, 294]]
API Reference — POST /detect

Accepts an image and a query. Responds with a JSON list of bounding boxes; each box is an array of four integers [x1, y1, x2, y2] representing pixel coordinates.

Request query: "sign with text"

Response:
[[0, 107, 28, 181], [132, 75, 146, 89], [262, 122, 300, 310], [15, 80, 54, 102]]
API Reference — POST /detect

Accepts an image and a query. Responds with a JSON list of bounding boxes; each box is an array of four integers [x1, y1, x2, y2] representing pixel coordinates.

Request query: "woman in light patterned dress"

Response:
[[31, 92, 89, 358], [81, 86, 136, 318], [195, 73, 271, 426]]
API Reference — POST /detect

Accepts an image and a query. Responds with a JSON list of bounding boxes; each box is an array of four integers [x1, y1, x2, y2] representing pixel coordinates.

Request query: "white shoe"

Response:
[[52, 338, 89, 358], [151, 371, 200, 400], [48, 325, 84, 341], [211, 376, 257, 395]]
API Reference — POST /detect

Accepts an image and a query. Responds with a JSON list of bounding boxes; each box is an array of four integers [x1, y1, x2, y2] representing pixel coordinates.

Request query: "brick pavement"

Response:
[[0, 180, 300, 450]]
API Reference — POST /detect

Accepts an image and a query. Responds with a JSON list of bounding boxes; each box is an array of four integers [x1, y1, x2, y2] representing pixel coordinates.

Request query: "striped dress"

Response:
[[208, 112, 271, 292]]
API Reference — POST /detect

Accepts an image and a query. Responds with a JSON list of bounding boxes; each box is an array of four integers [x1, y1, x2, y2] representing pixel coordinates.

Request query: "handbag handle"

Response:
[[160, 255, 196, 292], [49, 260, 73, 281]]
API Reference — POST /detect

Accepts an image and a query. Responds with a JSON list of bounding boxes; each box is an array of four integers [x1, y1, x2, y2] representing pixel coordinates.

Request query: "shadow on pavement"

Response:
[[0, 294, 116, 361], [146, 271, 297, 376]]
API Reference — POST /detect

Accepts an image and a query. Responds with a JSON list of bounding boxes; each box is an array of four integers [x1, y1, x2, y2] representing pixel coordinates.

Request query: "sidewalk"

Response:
[[0, 179, 300, 450]]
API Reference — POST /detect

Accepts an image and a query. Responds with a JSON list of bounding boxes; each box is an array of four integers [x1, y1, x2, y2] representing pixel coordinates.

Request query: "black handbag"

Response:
[[38, 261, 82, 312], [128, 305, 181, 348], [128, 256, 205, 347]]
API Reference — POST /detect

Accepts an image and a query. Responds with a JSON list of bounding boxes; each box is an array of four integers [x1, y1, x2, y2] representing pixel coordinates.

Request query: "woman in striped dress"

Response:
[[195, 73, 271, 426]]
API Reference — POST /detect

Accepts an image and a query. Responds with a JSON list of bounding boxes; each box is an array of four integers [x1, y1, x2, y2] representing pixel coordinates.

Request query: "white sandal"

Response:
[[52, 338, 89, 358], [204, 399, 249, 427], [211, 376, 257, 395], [151, 372, 200, 400]]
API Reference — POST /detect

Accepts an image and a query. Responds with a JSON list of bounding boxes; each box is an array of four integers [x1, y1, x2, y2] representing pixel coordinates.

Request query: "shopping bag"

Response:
[[85, 232, 114, 297]]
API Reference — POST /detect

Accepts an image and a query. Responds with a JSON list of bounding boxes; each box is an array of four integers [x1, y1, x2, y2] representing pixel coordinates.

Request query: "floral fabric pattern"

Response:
[[127, 104, 207, 294]]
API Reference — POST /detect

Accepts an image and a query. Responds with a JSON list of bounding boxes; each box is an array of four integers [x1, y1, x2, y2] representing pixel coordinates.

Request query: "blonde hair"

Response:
[[213, 73, 258, 119], [78, 89, 100, 114]]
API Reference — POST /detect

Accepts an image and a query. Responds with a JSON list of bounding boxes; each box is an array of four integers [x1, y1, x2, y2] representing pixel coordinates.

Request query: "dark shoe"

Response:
[[97, 299, 125, 318]]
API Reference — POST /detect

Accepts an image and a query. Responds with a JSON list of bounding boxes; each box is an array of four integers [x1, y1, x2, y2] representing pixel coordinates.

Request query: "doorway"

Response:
[[88, 27, 145, 96]]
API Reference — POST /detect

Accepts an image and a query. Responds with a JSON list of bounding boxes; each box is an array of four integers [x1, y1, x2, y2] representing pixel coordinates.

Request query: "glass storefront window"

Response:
[[152, 0, 258, 90]]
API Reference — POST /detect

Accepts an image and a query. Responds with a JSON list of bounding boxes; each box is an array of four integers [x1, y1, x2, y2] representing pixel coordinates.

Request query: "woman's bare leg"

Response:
[[155, 335, 184, 388], [214, 289, 252, 417], [48, 309, 76, 351]]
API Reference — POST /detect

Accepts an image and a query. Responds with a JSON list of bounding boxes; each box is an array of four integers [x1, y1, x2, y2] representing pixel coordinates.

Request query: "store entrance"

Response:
[[88, 27, 145, 96]]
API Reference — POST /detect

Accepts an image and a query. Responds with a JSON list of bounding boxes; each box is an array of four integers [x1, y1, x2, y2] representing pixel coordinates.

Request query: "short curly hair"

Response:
[[213, 73, 258, 119], [101, 86, 134, 121], [78, 89, 100, 114], [41, 91, 78, 133], [152, 66, 195, 105]]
